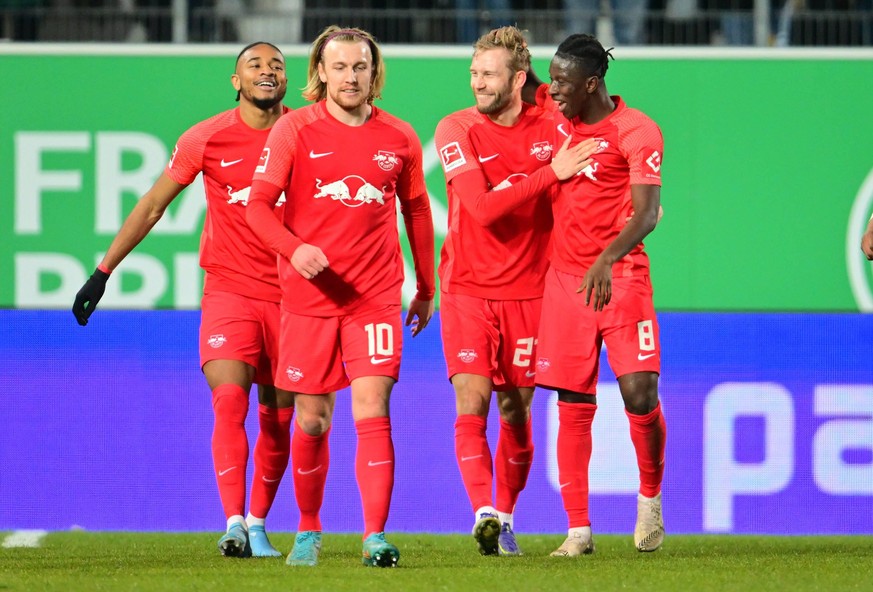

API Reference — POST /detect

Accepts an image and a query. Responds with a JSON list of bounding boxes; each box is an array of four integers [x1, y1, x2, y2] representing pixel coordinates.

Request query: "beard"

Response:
[[475, 88, 511, 115], [252, 93, 284, 110]]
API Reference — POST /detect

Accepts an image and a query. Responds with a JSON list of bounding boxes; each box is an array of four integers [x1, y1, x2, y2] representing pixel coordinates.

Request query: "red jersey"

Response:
[[537, 86, 663, 277], [435, 104, 558, 300], [248, 101, 435, 316], [166, 106, 289, 302]]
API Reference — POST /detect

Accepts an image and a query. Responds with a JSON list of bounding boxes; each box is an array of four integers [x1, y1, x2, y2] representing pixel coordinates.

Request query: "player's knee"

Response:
[[618, 372, 659, 414], [212, 384, 249, 423], [295, 410, 332, 436]]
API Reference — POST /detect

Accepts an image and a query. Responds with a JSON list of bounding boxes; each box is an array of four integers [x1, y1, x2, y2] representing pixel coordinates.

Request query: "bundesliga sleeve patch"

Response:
[[439, 141, 467, 173], [256, 147, 270, 173]]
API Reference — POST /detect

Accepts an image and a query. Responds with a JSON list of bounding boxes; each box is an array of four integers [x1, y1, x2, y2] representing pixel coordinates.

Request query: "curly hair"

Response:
[[473, 25, 531, 74]]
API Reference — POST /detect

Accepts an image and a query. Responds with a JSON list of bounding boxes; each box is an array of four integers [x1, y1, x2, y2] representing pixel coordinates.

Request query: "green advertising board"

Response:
[[2, 46, 872, 311]]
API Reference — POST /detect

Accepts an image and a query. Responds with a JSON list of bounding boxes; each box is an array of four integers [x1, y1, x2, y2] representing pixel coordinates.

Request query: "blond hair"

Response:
[[302, 25, 385, 104], [473, 26, 531, 74]]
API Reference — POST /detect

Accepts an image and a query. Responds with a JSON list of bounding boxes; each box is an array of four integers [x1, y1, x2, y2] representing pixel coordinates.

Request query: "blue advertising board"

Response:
[[2, 311, 871, 534]]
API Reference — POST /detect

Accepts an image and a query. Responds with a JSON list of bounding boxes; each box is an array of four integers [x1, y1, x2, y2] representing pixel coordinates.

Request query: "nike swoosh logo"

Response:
[[638, 353, 656, 361], [309, 150, 334, 159], [525, 371, 536, 378], [367, 460, 393, 467], [370, 356, 392, 365], [262, 476, 281, 483], [297, 465, 323, 475], [557, 124, 568, 137], [220, 158, 243, 167], [478, 153, 498, 162], [218, 467, 237, 476], [508, 458, 531, 465], [559, 482, 572, 489], [460, 454, 483, 462]]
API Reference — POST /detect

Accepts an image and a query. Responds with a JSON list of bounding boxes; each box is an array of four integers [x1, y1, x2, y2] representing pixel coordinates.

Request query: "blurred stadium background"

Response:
[[1, 2, 872, 538]]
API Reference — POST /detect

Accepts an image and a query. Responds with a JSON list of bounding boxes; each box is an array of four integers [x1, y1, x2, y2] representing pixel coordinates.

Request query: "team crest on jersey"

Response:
[[530, 141, 554, 161], [593, 138, 610, 153], [285, 366, 304, 382], [646, 150, 662, 173], [208, 334, 227, 349], [536, 357, 550, 372], [373, 150, 399, 171], [313, 175, 386, 208], [255, 148, 270, 173], [168, 145, 179, 168], [439, 141, 467, 172], [457, 349, 478, 363]]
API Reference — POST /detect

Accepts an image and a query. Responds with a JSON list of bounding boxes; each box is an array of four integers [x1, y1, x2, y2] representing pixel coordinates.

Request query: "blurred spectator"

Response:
[[563, 0, 648, 44], [456, 0, 512, 43], [0, 0, 44, 40]]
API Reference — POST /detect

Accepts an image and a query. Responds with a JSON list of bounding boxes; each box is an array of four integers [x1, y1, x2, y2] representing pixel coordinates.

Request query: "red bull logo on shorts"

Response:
[[285, 366, 304, 382], [536, 357, 551, 372], [457, 349, 478, 363], [207, 334, 227, 348]]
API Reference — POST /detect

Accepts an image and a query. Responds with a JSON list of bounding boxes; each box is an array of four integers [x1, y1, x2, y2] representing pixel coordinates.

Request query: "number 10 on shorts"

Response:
[[365, 322, 394, 356]]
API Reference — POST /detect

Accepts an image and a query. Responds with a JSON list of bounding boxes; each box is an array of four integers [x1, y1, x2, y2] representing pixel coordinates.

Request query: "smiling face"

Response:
[[232, 43, 287, 110], [469, 47, 520, 116], [547, 54, 595, 121], [317, 39, 373, 114]]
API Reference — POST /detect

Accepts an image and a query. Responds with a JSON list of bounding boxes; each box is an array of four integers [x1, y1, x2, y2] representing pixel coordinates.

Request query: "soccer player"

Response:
[[435, 26, 596, 557], [71, 42, 299, 559], [862, 215, 873, 260], [245, 25, 435, 568], [528, 34, 668, 556]]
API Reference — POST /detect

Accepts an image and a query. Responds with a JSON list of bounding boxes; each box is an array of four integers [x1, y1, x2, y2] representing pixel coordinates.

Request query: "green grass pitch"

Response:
[[2, 532, 872, 591]]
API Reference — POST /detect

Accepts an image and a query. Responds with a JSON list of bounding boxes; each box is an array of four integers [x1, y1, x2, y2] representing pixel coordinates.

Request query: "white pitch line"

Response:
[[2, 530, 48, 548]]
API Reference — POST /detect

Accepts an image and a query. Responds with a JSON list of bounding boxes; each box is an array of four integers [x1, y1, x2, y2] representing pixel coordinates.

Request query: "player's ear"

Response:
[[231, 73, 241, 93], [317, 62, 327, 83]]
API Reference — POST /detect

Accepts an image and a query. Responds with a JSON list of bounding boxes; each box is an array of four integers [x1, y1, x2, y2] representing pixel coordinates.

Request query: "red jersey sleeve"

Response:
[[620, 114, 664, 187], [165, 123, 205, 185], [435, 112, 558, 226]]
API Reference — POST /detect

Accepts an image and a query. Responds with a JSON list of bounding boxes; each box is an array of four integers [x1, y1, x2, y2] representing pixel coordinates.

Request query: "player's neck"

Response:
[[326, 100, 372, 127], [239, 102, 284, 130], [579, 92, 615, 126], [488, 98, 523, 127]]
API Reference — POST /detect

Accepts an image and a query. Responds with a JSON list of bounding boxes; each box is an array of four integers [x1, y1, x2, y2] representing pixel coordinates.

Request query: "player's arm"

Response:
[[246, 179, 328, 280], [400, 191, 436, 337], [72, 173, 187, 326], [862, 214, 873, 260], [453, 136, 597, 226], [577, 184, 661, 311]]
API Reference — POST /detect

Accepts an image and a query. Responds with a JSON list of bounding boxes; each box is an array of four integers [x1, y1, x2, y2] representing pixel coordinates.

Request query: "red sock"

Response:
[[355, 417, 394, 538], [556, 401, 596, 528], [454, 414, 493, 512], [495, 417, 533, 515], [292, 425, 330, 532], [211, 384, 250, 519], [249, 404, 293, 519], [627, 403, 666, 498]]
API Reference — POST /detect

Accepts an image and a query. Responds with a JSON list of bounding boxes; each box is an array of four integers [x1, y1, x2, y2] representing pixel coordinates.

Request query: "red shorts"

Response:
[[535, 268, 660, 394], [441, 292, 542, 390], [275, 304, 403, 394], [199, 290, 281, 386]]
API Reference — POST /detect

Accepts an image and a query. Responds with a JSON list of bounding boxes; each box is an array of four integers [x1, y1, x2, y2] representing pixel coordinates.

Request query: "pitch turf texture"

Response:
[[3, 532, 871, 591]]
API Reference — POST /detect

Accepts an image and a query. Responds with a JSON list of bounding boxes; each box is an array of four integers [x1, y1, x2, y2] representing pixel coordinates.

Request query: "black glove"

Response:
[[72, 268, 110, 326]]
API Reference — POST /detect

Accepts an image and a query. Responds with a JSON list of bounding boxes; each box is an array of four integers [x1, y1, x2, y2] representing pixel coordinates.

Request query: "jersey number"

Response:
[[512, 337, 535, 367], [365, 323, 394, 356], [637, 320, 655, 351]]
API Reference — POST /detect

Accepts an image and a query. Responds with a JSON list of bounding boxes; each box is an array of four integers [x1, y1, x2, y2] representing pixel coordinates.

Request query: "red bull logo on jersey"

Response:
[[580, 161, 600, 181], [226, 185, 251, 205], [593, 138, 609, 153], [313, 175, 386, 208], [373, 150, 399, 171], [208, 334, 227, 349], [255, 147, 270, 173], [457, 349, 478, 363], [530, 141, 554, 161], [285, 366, 304, 383]]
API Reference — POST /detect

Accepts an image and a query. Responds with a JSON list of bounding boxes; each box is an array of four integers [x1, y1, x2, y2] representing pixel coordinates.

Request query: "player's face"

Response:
[[548, 55, 595, 120], [233, 44, 287, 109], [469, 48, 516, 116], [318, 40, 373, 113]]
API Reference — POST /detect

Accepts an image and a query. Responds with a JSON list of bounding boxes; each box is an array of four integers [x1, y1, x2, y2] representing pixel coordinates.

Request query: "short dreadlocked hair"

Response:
[[554, 34, 614, 79]]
